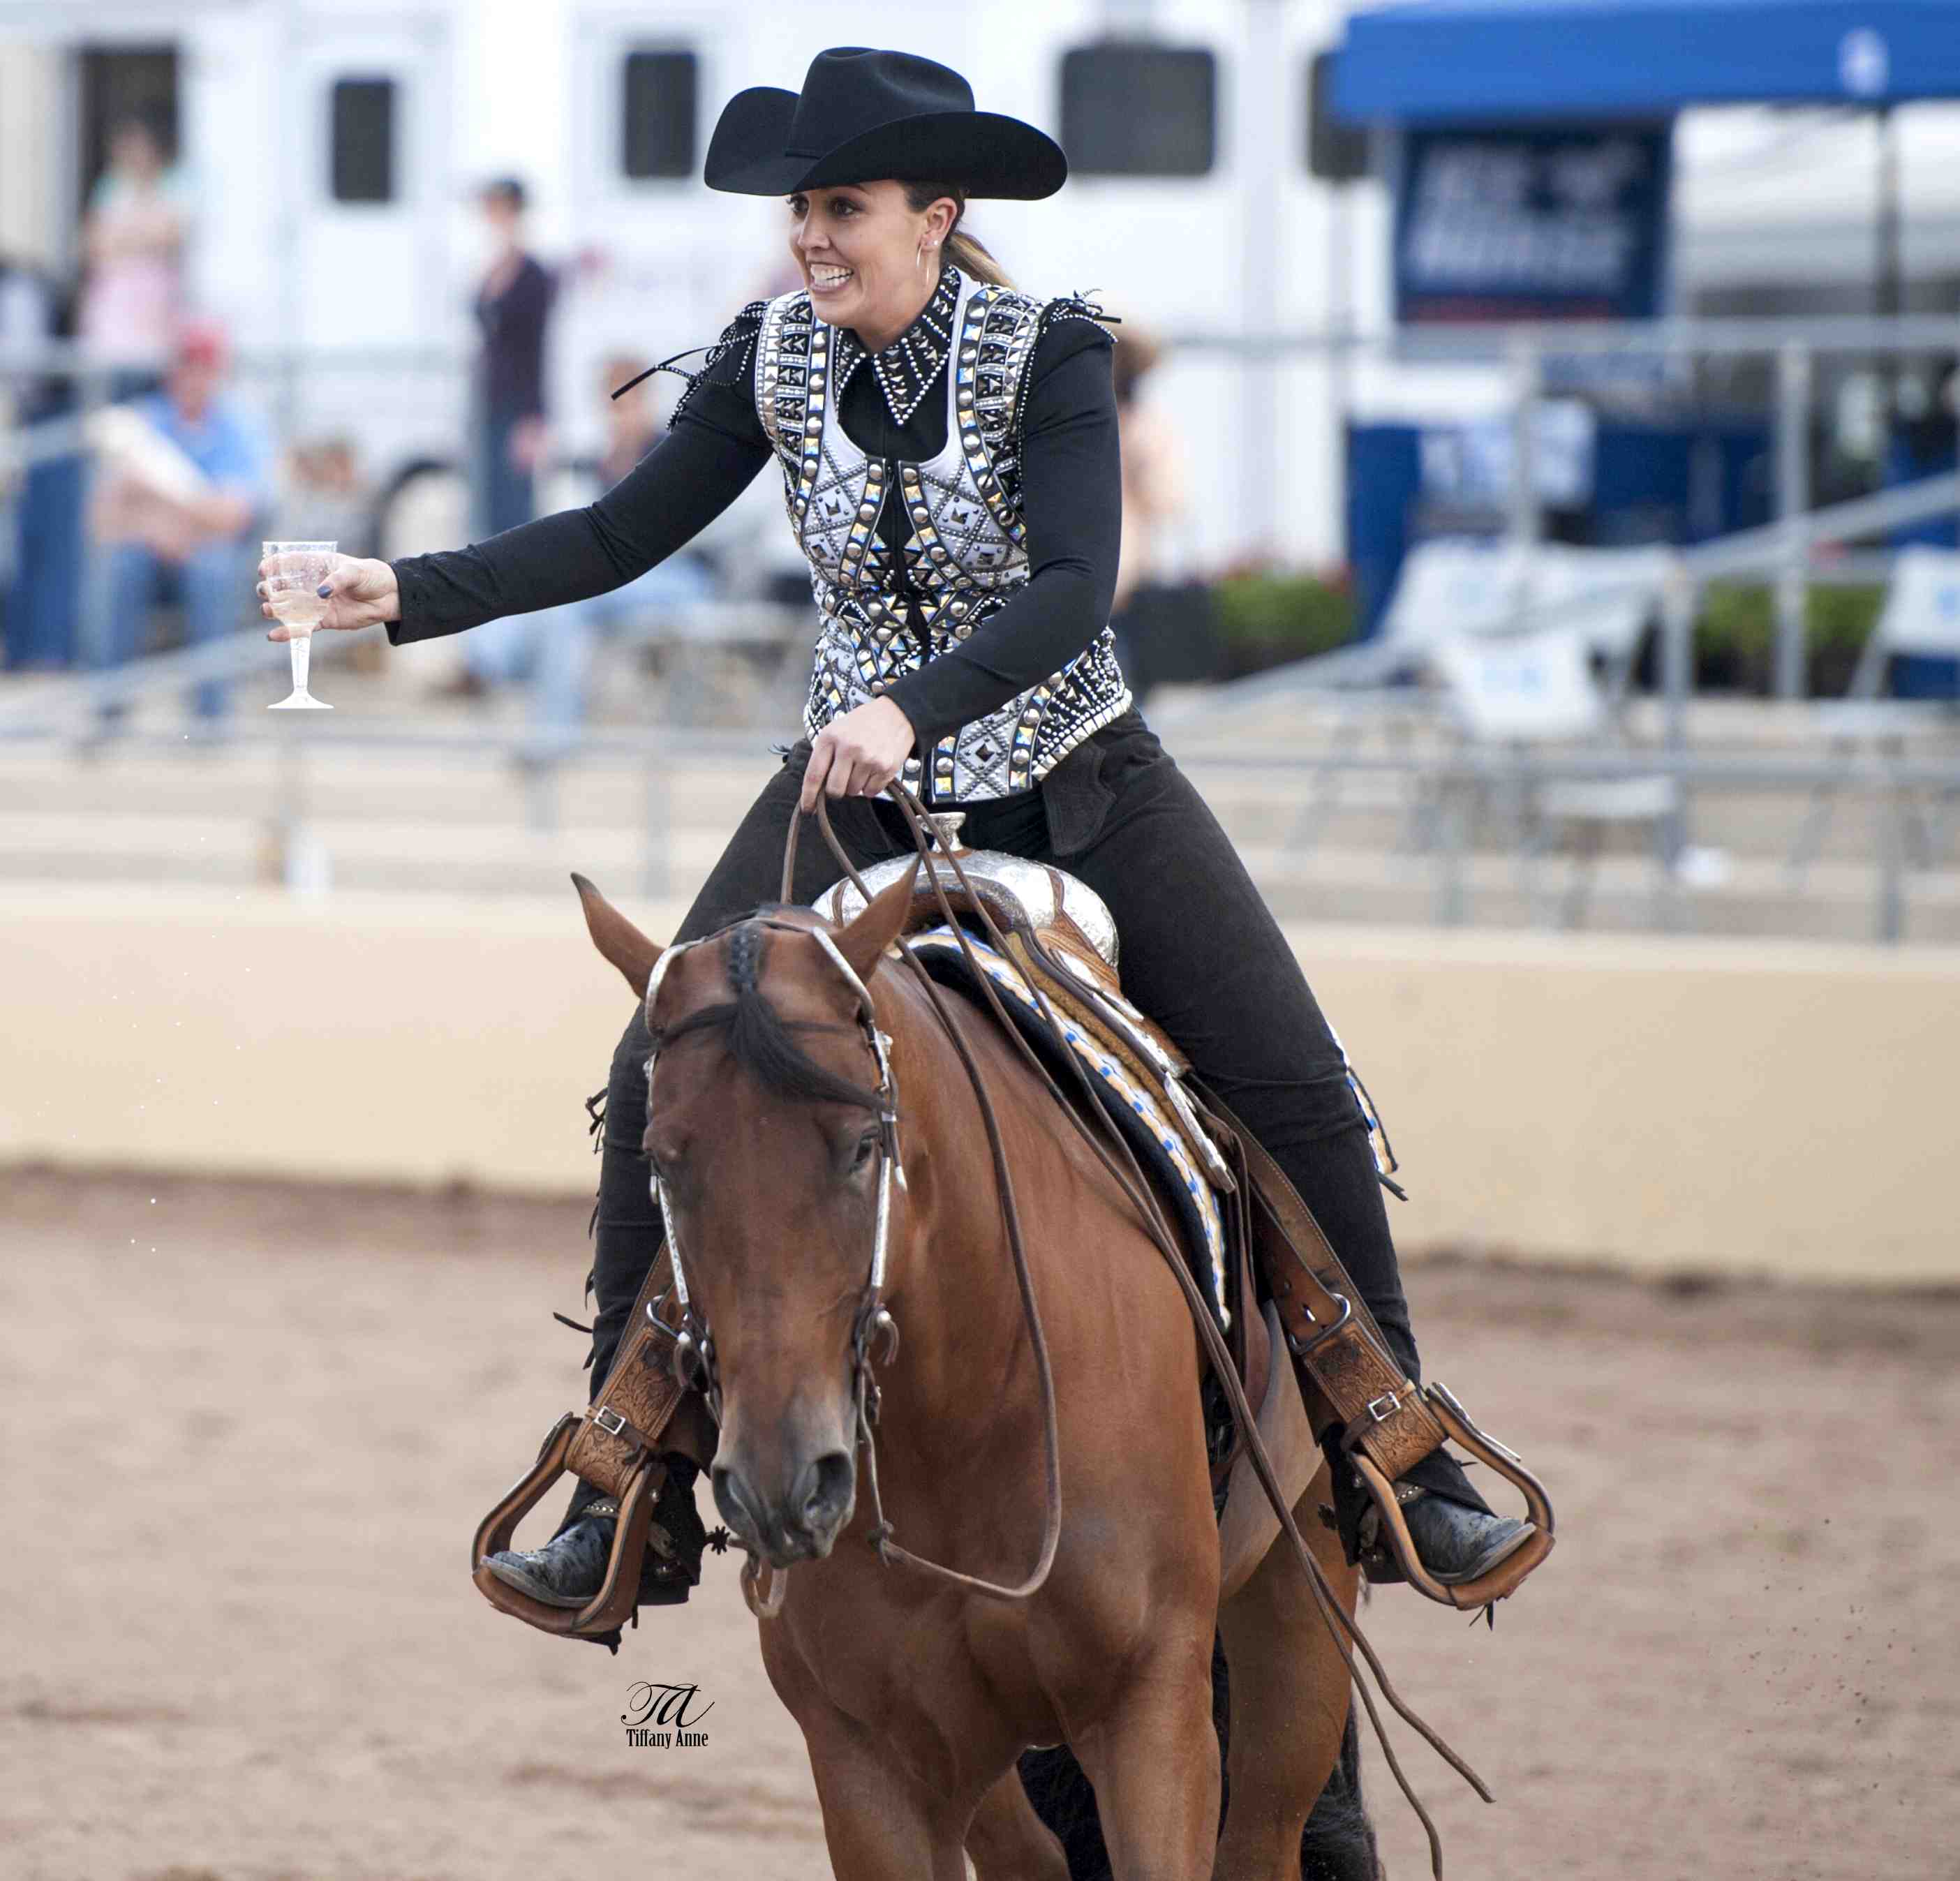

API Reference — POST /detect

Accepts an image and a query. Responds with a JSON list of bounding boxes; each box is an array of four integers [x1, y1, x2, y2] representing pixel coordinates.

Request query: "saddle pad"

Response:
[[906, 925, 1231, 1330]]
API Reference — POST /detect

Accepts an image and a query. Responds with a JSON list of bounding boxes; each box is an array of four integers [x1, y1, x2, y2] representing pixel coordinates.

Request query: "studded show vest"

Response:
[[752, 270, 1131, 805]]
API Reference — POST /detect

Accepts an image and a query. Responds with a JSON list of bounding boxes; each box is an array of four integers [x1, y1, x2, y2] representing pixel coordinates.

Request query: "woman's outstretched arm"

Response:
[[385, 421, 771, 646], [385, 311, 775, 646]]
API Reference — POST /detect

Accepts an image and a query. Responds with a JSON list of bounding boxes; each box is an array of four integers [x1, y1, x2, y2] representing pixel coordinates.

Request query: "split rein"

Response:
[[687, 781, 1485, 1874]]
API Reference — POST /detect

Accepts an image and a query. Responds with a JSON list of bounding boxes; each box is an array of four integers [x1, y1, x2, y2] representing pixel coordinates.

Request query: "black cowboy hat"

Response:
[[704, 47, 1067, 201]]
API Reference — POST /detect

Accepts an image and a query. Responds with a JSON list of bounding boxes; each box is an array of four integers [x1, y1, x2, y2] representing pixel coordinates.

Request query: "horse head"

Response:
[[572, 865, 919, 1570]]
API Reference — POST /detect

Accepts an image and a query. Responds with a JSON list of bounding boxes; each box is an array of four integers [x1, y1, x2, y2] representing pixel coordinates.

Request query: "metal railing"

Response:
[[1167, 311, 1960, 699], [1160, 464, 1960, 751], [3, 687, 1957, 941]]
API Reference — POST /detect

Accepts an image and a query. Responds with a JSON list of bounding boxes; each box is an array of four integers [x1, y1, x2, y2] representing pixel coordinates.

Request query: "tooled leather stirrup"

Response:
[[1196, 1085, 1556, 1611], [470, 1256, 692, 1640]]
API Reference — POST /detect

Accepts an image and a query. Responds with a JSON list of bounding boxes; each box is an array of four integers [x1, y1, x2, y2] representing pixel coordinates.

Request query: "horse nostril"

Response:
[[712, 1464, 764, 1542], [798, 1450, 856, 1531]]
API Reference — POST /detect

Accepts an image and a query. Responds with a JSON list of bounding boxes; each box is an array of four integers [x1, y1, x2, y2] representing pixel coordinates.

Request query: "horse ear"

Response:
[[831, 858, 922, 985], [571, 872, 662, 999]]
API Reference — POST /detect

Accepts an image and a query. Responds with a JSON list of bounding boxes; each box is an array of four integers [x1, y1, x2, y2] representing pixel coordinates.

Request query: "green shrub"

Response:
[[1695, 582, 1883, 690], [1211, 570, 1356, 663]]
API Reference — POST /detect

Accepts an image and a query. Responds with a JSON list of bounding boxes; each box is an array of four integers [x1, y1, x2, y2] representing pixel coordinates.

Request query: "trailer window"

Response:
[[623, 51, 697, 180], [332, 78, 396, 205], [1060, 44, 1216, 178], [1306, 50, 1368, 182]]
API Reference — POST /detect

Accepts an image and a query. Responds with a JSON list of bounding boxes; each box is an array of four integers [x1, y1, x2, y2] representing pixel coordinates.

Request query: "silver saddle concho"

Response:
[[813, 814, 1235, 1196]]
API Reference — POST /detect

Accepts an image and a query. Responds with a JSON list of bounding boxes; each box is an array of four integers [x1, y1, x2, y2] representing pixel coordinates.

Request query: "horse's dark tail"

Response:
[[1302, 1704, 1379, 1881], [1016, 1635, 1380, 1880]]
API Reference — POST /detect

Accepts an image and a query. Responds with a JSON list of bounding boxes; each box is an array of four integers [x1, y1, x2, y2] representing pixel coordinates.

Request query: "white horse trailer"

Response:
[[0, 0, 1386, 570]]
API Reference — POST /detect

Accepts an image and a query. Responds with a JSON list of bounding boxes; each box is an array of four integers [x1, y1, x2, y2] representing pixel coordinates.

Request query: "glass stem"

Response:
[[288, 634, 311, 697]]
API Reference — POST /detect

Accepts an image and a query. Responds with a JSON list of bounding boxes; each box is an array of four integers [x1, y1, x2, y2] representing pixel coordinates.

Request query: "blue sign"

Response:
[[1393, 123, 1670, 325]]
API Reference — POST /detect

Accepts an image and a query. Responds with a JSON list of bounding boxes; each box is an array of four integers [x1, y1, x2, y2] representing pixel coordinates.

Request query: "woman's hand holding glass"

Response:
[[257, 552, 399, 641]]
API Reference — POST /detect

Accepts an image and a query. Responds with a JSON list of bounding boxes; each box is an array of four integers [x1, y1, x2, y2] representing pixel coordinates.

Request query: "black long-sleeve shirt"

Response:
[[388, 294, 1121, 749], [474, 253, 555, 423]]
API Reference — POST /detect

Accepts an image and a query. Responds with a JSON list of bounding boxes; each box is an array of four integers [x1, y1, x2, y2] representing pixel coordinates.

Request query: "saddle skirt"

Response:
[[906, 921, 1234, 1329]]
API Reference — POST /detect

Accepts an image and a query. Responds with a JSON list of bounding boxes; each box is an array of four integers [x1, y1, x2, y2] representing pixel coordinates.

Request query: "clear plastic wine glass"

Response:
[[264, 540, 336, 710]]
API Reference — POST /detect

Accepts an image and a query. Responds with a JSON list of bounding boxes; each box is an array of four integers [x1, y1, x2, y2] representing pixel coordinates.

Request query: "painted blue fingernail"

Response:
[[315, 583, 332, 597]]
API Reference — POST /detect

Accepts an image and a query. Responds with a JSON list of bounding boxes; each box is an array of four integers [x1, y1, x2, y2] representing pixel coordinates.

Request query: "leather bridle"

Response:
[[643, 922, 905, 1430], [640, 846, 1067, 1623]]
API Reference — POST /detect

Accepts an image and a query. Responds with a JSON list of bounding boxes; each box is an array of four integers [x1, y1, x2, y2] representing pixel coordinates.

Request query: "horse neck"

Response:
[[877, 969, 1046, 1454]]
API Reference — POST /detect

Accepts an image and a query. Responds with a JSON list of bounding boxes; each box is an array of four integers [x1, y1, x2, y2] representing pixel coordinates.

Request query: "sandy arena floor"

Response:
[[5, 1166, 1957, 1881]]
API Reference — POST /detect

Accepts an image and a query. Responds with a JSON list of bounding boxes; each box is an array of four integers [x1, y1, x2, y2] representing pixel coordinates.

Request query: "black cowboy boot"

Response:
[[484, 1463, 711, 1608], [1396, 1483, 1531, 1586]]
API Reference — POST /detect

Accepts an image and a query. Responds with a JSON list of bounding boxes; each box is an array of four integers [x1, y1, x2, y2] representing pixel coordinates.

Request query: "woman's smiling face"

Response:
[[785, 180, 955, 345]]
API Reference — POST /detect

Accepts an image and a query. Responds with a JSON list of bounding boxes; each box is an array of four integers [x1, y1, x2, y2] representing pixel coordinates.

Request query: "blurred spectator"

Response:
[[2, 253, 87, 671], [1107, 329, 1202, 702], [89, 322, 270, 733], [276, 435, 383, 676], [444, 178, 557, 697], [471, 177, 554, 539], [445, 351, 717, 764], [274, 436, 371, 556], [78, 112, 192, 396], [1111, 330, 1183, 612]]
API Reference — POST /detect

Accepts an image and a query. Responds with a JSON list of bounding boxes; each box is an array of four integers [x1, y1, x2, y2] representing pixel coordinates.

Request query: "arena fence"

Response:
[[6, 670, 1959, 943], [5, 879, 1952, 1286]]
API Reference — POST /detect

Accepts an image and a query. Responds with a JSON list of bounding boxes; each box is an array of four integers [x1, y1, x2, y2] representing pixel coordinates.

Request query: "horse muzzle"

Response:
[[712, 1447, 857, 1569]]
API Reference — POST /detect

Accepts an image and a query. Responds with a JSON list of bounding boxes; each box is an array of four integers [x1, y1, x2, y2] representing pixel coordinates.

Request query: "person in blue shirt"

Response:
[[92, 321, 269, 730]]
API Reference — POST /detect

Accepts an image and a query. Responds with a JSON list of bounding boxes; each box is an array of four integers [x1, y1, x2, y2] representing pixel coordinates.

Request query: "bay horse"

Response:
[[576, 861, 1373, 1880]]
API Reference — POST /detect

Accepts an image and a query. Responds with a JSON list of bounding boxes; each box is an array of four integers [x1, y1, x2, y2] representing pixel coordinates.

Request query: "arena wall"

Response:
[[6, 884, 1952, 1284]]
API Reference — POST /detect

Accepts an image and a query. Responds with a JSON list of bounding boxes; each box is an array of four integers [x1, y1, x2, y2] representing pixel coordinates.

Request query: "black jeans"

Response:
[[574, 711, 1478, 1512]]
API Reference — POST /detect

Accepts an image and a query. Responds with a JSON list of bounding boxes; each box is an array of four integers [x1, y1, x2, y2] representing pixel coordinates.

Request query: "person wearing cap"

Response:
[[94, 321, 268, 731], [265, 48, 1531, 1609]]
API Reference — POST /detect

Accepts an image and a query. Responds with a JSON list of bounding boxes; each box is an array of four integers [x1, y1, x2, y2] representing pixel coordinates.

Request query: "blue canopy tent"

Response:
[[1331, 0, 1960, 122], [1328, 0, 1960, 683]]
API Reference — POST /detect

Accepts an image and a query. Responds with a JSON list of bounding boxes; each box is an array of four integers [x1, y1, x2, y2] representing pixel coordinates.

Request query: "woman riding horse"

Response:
[[262, 47, 1529, 1609]]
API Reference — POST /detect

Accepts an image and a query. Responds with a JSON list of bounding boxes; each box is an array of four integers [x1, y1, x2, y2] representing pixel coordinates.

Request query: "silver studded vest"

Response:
[[752, 270, 1131, 804]]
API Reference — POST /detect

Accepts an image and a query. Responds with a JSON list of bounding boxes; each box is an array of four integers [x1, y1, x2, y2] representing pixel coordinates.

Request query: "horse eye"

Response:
[[850, 1130, 879, 1171]]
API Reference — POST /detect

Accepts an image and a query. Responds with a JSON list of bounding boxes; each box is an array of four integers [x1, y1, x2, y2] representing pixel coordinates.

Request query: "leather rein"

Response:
[[663, 780, 1483, 1875]]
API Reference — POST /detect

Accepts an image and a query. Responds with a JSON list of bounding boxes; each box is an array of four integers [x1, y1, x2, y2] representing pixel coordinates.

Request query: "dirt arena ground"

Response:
[[6, 1166, 1956, 1881]]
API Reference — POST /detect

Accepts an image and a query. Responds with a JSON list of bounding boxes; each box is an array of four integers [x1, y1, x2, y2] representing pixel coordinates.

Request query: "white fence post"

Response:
[[1774, 341, 1813, 699]]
